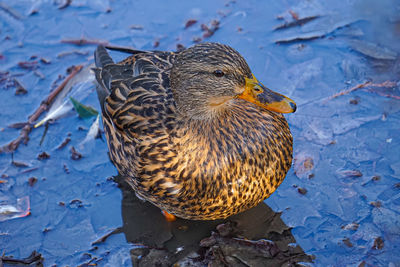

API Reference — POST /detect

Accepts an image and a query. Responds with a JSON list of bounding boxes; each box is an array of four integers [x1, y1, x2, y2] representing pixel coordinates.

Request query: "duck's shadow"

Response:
[[115, 176, 313, 266]]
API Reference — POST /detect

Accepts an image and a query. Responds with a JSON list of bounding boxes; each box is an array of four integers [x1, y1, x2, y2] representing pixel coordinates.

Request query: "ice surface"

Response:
[[1, 0, 399, 265]]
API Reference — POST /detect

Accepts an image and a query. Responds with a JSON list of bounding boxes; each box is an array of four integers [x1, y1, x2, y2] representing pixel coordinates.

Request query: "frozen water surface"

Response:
[[1, 0, 399, 266]]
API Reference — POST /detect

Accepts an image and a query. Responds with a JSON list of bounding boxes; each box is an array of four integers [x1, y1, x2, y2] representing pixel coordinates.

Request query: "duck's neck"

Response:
[[178, 96, 234, 121]]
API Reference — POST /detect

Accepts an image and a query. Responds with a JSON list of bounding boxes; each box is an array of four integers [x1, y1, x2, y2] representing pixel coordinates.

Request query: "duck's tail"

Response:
[[105, 45, 146, 55], [93, 45, 115, 112], [95, 45, 114, 68]]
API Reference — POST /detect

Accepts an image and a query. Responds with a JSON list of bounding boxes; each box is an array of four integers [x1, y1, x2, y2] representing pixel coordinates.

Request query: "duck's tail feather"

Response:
[[105, 45, 146, 55], [94, 45, 114, 112], [95, 45, 114, 68]]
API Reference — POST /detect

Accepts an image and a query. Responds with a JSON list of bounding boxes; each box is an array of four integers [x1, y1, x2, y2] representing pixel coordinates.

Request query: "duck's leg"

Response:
[[161, 210, 177, 222]]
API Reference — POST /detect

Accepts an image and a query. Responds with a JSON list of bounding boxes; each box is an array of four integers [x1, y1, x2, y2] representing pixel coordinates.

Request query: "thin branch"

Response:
[[367, 89, 400, 100], [58, 0, 73, 9], [61, 38, 109, 46], [0, 65, 83, 154], [325, 80, 397, 102], [91, 227, 123, 245], [274, 15, 319, 31], [299, 80, 398, 108], [0, 2, 22, 20], [326, 81, 372, 101]]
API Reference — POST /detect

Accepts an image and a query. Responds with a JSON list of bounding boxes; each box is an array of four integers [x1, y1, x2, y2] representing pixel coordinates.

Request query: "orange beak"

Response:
[[237, 74, 296, 113]]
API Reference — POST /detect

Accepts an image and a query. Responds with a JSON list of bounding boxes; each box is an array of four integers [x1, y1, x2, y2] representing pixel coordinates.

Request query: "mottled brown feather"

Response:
[[94, 43, 293, 220]]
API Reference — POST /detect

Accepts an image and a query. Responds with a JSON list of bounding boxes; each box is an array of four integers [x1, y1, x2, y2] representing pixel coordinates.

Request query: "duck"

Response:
[[94, 42, 296, 220]]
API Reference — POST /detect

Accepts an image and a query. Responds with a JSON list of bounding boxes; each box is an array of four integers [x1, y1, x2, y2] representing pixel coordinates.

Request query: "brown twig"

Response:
[[20, 167, 39, 174], [57, 136, 71, 150], [0, 2, 22, 20], [367, 89, 400, 100], [326, 81, 372, 100], [18, 61, 38, 70], [58, 0, 73, 9], [91, 227, 122, 245], [185, 19, 198, 29], [57, 50, 89, 58], [201, 19, 220, 38], [289, 10, 299, 20], [274, 15, 319, 31], [61, 38, 109, 46], [0, 65, 83, 154], [325, 81, 397, 102]]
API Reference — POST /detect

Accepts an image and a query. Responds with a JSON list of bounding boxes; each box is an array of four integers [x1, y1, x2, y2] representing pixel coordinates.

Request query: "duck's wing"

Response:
[[94, 45, 177, 140]]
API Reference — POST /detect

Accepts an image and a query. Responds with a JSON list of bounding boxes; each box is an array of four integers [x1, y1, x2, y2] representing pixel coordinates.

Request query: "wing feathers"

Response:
[[94, 45, 176, 140]]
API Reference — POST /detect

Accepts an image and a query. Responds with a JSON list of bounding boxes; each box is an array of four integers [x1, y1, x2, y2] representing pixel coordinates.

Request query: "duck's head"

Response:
[[170, 42, 296, 119]]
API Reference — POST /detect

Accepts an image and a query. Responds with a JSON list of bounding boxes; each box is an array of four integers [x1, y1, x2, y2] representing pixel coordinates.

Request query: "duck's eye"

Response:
[[213, 70, 225, 77]]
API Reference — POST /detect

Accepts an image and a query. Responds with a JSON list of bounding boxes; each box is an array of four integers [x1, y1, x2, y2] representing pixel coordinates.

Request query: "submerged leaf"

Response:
[[70, 97, 98, 118], [275, 17, 362, 44], [349, 39, 398, 60]]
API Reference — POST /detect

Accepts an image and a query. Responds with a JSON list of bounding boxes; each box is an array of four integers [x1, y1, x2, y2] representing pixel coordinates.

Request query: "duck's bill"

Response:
[[237, 74, 296, 113]]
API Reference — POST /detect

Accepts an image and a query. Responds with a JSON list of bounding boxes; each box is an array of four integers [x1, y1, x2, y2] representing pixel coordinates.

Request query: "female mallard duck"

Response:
[[94, 43, 296, 220]]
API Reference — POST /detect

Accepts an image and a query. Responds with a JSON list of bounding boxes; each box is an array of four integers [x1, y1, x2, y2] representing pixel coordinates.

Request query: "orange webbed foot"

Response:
[[161, 210, 177, 222]]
